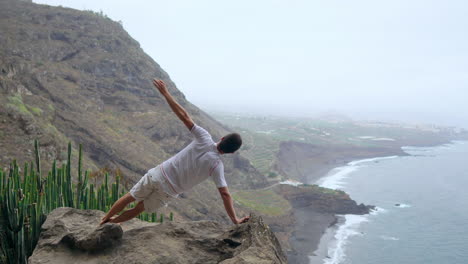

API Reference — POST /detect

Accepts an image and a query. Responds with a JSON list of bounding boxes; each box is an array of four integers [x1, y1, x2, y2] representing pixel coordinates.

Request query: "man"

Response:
[[100, 79, 249, 225]]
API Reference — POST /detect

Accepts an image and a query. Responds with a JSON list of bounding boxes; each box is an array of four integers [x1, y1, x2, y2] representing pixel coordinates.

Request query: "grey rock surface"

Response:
[[29, 207, 287, 264], [62, 222, 123, 251]]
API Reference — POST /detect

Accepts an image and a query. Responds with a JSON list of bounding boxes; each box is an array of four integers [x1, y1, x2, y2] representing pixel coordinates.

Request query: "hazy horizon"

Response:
[[34, 0, 468, 128]]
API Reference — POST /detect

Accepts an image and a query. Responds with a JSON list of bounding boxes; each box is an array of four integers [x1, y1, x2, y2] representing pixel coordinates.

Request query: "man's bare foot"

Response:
[[100, 216, 112, 226], [100, 217, 120, 226], [108, 216, 121, 225]]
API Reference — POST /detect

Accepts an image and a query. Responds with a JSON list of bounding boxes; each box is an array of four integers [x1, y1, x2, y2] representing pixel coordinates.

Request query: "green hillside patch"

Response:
[[7, 94, 32, 116], [28, 106, 43, 116], [233, 189, 291, 216], [302, 184, 347, 196], [6, 94, 43, 117]]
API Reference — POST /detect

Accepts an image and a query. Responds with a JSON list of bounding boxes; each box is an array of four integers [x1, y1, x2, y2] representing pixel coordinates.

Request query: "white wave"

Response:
[[317, 156, 398, 190], [370, 206, 387, 215], [402, 141, 465, 153], [401, 146, 431, 152], [394, 203, 411, 208], [279, 179, 303, 186], [371, 137, 395, 141], [323, 215, 369, 264], [255, 130, 274, 134], [380, 235, 400, 241], [317, 166, 358, 189], [357, 136, 395, 141], [348, 156, 398, 166]]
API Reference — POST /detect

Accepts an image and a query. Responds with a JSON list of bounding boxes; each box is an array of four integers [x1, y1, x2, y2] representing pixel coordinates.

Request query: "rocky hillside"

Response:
[[0, 0, 267, 222], [29, 207, 287, 264]]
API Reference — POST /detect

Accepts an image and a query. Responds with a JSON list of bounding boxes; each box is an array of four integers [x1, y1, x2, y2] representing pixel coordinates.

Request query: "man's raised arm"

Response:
[[152, 79, 194, 130]]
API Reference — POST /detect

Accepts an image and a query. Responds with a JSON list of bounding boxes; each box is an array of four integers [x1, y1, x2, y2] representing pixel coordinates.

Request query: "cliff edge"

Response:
[[29, 207, 287, 264]]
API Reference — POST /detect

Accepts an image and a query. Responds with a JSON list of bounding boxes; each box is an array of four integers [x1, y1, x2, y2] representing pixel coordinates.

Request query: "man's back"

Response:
[[160, 125, 226, 194]]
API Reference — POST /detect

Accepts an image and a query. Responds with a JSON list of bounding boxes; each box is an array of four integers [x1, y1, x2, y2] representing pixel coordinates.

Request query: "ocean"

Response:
[[313, 141, 468, 264]]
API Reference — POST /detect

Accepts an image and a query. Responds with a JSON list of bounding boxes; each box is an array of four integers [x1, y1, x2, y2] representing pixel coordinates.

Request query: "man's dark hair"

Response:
[[218, 133, 242, 154]]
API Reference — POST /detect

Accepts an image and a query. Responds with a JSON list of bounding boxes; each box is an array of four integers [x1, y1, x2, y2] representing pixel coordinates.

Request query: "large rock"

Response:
[[29, 208, 287, 264]]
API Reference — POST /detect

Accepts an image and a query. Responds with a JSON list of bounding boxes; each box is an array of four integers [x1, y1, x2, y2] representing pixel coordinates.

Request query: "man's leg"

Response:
[[100, 193, 135, 225], [109, 201, 145, 224]]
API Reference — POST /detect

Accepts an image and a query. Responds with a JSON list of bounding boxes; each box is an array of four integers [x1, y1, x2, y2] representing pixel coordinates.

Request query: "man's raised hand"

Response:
[[153, 79, 168, 95], [152, 78, 195, 130]]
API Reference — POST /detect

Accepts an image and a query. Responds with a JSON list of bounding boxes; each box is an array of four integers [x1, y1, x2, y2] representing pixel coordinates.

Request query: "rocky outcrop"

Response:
[[29, 208, 287, 264], [274, 184, 374, 215]]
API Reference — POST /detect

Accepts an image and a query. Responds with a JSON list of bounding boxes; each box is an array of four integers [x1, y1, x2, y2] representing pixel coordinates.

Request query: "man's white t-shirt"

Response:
[[150, 124, 227, 196]]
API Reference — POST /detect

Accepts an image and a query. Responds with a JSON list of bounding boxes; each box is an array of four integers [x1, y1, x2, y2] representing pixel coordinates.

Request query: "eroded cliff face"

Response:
[[29, 207, 287, 264], [0, 0, 266, 223]]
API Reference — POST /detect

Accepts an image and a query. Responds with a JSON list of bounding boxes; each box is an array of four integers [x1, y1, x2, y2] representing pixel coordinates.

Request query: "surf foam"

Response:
[[317, 156, 398, 189], [380, 235, 400, 241], [279, 179, 303, 186], [394, 203, 412, 208], [322, 215, 369, 264]]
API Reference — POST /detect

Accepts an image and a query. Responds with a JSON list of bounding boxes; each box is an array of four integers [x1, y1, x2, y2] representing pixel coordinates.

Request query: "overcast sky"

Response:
[[34, 0, 467, 128]]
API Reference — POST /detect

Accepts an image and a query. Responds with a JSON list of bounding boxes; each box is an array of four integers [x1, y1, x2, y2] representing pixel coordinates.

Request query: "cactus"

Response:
[[34, 140, 41, 192], [65, 143, 73, 207], [76, 144, 83, 208], [0, 140, 174, 263], [0, 163, 28, 264]]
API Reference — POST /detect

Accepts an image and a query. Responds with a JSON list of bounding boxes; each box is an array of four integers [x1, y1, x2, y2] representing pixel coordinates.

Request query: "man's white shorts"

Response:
[[129, 166, 173, 213]]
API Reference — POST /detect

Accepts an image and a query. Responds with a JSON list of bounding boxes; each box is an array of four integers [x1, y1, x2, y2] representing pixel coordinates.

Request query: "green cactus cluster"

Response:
[[0, 140, 172, 264]]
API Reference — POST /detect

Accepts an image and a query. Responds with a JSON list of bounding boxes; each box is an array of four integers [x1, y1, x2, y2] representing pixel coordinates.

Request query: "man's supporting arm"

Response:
[[218, 187, 250, 224], [152, 79, 194, 130]]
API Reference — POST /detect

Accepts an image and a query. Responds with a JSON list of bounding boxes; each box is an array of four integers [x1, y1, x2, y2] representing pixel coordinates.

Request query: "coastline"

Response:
[[306, 156, 398, 264], [307, 140, 466, 264], [279, 144, 408, 263], [210, 112, 468, 264]]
